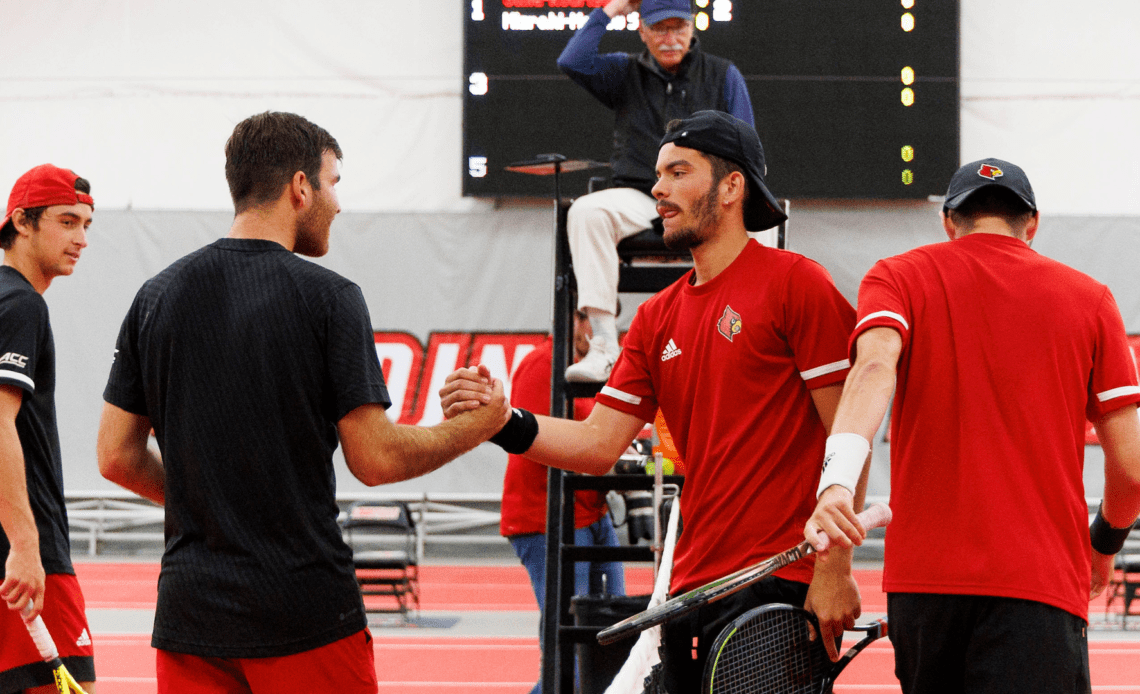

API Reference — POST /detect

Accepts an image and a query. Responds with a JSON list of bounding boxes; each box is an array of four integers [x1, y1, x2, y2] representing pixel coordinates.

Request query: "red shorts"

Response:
[[0, 573, 95, 691], [156, 628, 378, 694]]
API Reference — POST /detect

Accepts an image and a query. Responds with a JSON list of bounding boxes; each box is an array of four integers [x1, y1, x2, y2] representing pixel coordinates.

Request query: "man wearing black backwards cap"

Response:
[[0, 165, 97, 692], [807, 158, 1140, 693], [557, 0, 762, 383], [444, 111, 862, 691]]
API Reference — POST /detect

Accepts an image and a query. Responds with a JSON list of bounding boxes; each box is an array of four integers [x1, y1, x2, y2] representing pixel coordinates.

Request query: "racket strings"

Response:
[[710, 611, 829, 694]]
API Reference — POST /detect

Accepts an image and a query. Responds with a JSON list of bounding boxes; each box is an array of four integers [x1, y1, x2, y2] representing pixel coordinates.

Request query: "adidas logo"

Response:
[[661, 339, 682, 362], [76, 628, 91, 647]]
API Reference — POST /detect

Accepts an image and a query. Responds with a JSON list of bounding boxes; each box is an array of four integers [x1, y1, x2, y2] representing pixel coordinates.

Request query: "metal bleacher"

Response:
[[65, 490, 509, 557]]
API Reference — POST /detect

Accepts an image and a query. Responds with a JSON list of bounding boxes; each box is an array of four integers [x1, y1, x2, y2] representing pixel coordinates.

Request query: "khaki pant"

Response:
[[567, 187, 659, 313], [567, 187, 780, 313]]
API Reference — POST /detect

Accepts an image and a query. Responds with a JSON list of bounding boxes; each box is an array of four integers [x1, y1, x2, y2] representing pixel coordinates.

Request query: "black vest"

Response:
[[612, 40, 733, 194]]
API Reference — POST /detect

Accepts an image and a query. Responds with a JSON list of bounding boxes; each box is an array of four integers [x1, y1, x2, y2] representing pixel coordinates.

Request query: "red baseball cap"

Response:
[[2, 164, 95, 231]]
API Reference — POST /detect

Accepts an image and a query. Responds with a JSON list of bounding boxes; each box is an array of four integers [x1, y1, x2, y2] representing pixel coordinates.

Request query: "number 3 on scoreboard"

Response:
[[469, 157, 489, 178], [469, 72, 489, 96]]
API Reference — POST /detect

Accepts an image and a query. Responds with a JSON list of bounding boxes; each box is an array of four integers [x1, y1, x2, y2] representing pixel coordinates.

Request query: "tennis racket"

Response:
[[597, 503, 891, 645], [19, 602, 89, 694], [704, 603, 887, 694]]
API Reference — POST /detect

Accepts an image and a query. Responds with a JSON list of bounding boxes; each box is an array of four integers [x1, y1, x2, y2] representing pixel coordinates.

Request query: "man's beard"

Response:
[[293, 199, 332, 257], [663, 182, 721, 251]]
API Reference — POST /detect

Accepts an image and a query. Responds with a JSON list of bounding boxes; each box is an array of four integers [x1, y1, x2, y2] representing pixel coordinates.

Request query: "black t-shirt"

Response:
[[0, 266, 72, 578], [104, 239, 390, 657]]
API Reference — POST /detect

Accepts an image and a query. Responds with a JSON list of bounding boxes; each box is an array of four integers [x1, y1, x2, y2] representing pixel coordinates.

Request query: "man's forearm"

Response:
[[522, 415, 619, 475], [97, 403, 166, 505], [832, 330, 900, 442], [557, 8, 613, 75], [384, 415, 499, 483], [0, 425, 38, 553], [521, 406, 646, 476], [723, 66, 755, 127], [98, 440, 165, 506], [113, 447, 165, 506], [340, 402, 508, 486], [1098, 404, 1140, 529]]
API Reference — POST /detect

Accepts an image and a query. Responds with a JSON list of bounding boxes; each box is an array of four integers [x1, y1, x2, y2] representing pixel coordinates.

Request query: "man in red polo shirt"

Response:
[[443, 111, 862, 692], [807, 158, 1140, 693]]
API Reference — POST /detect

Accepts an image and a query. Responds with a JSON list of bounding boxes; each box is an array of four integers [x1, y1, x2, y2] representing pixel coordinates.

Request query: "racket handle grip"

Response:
[[19, 602, 61, 661], [814, 502, 893, 552]]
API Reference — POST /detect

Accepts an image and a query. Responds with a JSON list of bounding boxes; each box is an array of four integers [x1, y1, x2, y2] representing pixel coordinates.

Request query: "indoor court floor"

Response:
[[77, 561, 1139, 693]]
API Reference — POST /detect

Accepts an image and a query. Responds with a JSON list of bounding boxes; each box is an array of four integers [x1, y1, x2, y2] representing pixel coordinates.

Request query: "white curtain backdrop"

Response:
[[1, 0, 1137, 214], [2, 0, 1137, 497]]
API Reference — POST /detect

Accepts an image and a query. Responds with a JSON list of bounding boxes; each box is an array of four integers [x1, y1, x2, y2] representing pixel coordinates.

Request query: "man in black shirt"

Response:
[[97, 112, 509, 693], [0, 164, 96, 692]]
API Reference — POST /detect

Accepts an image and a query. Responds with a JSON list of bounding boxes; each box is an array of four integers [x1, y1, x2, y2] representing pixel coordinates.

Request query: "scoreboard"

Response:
[[463, 0, 959, 199]]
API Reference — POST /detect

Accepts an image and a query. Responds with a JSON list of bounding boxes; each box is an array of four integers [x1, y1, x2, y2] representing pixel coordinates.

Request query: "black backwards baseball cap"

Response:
[[659, 110, 788, 231], [943, 158, 1036, 213], [640, 0, 694, 26]]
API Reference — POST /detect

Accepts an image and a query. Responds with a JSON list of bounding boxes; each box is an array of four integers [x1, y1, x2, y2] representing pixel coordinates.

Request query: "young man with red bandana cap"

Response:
[[807, 158, 1140, 693], [443, 111, 862, 692], [0, 164, 97, 693]]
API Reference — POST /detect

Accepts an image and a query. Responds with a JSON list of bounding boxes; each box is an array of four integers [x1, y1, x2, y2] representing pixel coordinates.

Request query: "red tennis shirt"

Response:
[[597, 241, 856, 593], [854, 232, 1140, 619]]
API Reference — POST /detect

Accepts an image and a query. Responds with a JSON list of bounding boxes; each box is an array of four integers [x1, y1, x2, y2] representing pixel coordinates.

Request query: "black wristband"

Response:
[[1090, 504, 1134, 556], [489, 407, 538, 454]]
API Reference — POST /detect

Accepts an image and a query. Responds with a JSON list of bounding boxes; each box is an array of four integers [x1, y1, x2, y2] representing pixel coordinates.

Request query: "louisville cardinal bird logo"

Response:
[[717, 305, 742, 342], [977, 164, 1004, 180]]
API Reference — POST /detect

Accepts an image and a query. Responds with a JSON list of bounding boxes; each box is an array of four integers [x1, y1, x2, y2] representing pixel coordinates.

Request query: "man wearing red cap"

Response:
[[0, 164, 96, 692]]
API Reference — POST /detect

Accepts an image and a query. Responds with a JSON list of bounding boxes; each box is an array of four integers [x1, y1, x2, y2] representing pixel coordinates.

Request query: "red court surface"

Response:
[[76, 563, 1140, 693]]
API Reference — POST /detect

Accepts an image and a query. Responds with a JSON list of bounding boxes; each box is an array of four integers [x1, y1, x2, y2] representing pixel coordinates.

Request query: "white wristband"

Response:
[[816, 432, 870, 498]]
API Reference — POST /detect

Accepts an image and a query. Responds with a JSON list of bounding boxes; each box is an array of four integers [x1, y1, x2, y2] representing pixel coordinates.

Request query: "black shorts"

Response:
[[888, 593, 1091, 694], [658, 575, 810, 694]]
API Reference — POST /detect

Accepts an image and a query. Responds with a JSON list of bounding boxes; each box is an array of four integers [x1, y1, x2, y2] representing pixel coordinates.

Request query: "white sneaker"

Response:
[[565, 336, 619, 382]]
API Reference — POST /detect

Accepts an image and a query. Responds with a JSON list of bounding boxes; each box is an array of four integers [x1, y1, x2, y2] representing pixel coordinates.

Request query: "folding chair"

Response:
[[343, 501, 421, 622]]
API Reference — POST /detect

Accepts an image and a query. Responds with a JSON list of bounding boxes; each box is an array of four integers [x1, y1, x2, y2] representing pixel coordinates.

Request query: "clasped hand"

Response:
[[440, 364, 500, 421]]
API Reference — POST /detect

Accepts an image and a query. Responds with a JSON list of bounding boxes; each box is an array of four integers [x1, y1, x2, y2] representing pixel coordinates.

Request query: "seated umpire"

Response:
[[557, 0, 762, 382]]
